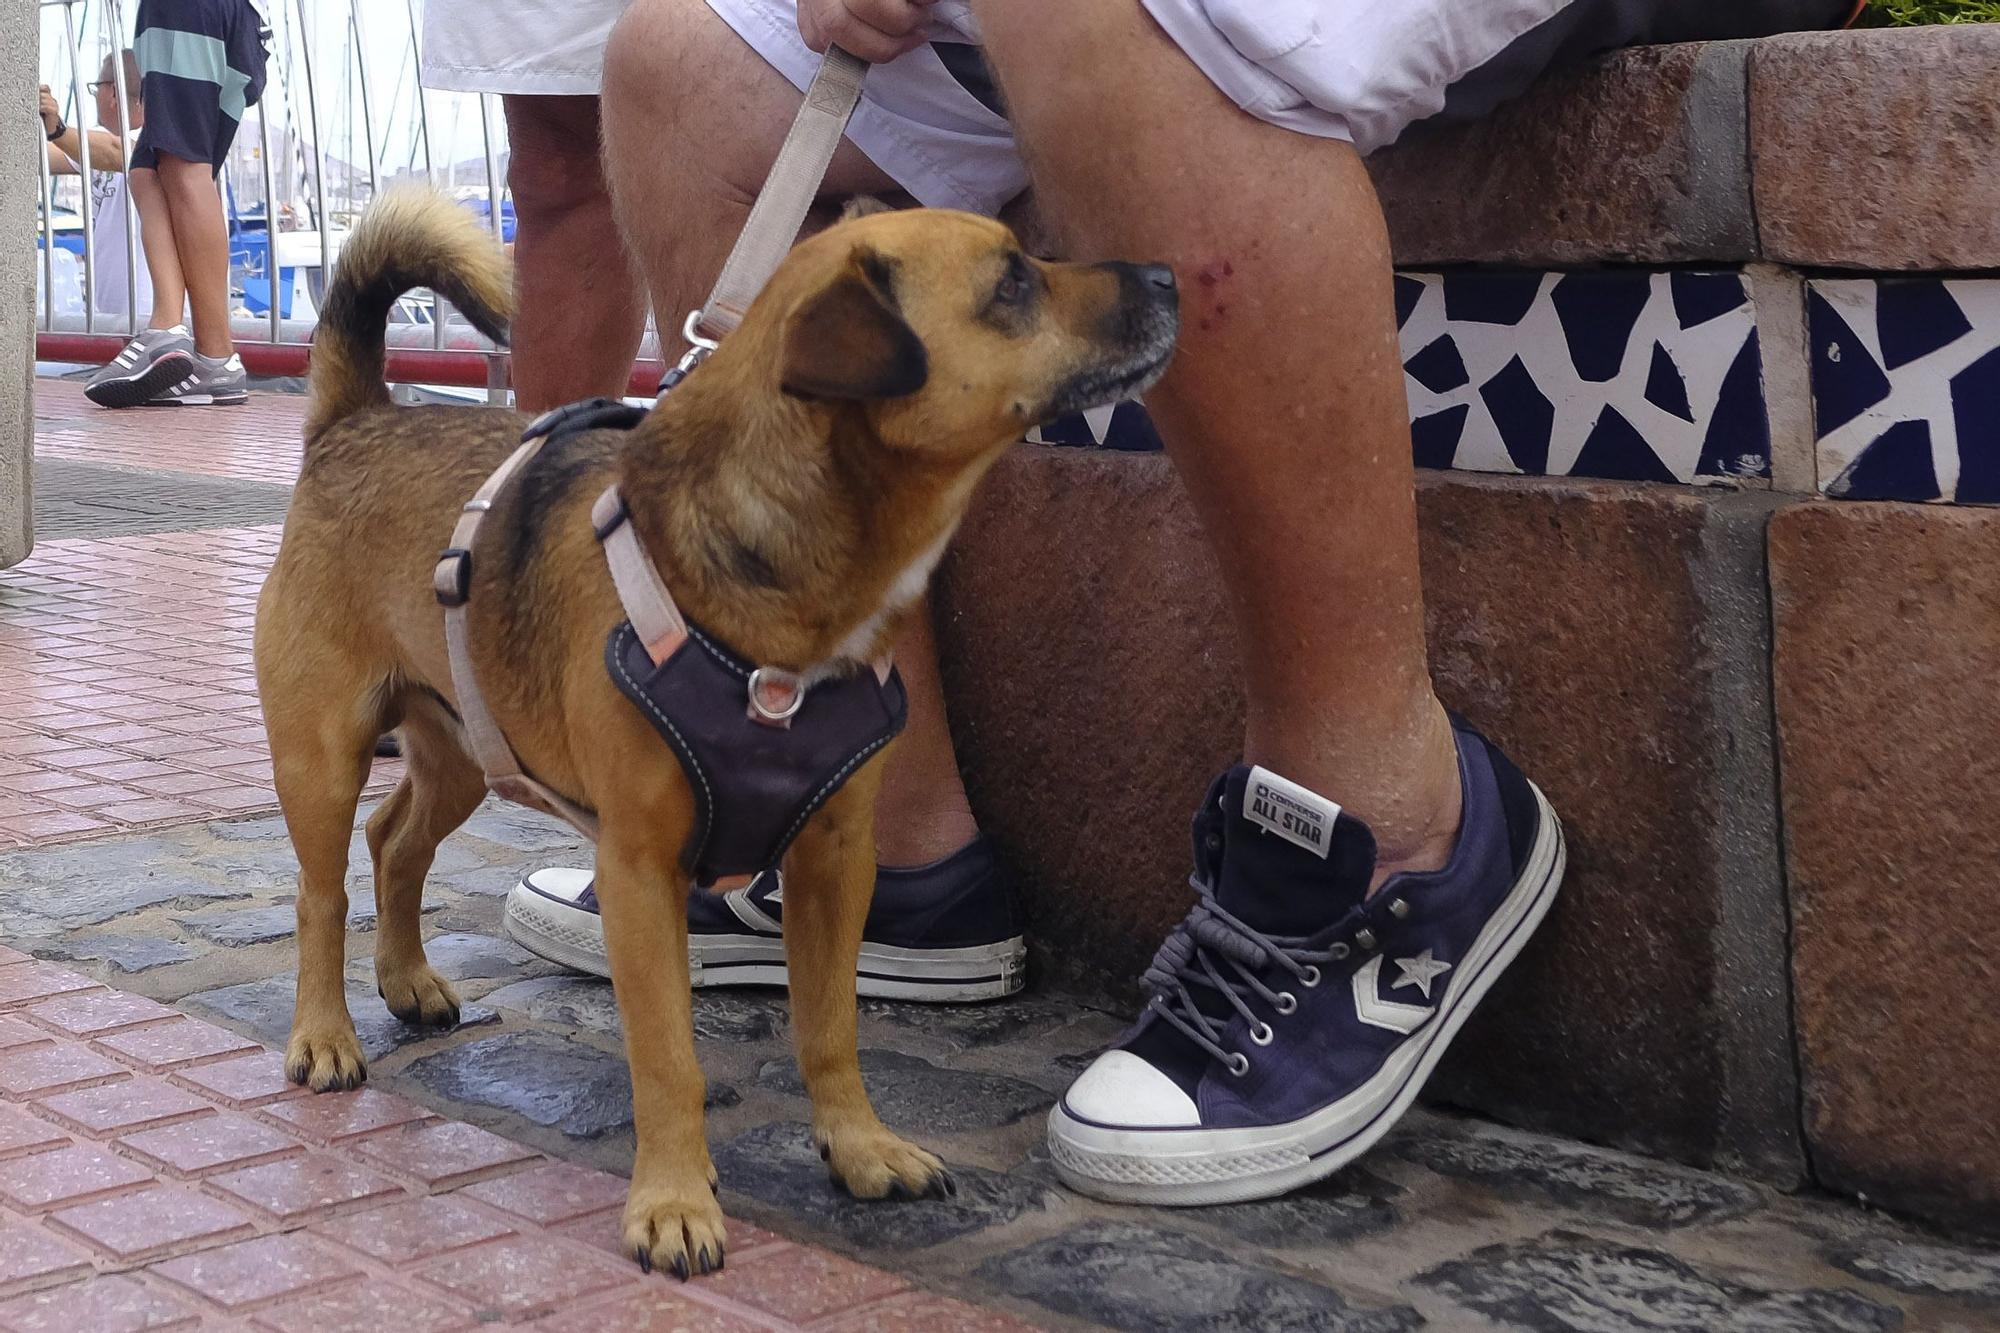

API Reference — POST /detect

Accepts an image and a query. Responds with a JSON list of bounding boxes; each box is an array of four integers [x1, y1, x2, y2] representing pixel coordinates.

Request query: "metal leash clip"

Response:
[[657, 311, 721, 398]]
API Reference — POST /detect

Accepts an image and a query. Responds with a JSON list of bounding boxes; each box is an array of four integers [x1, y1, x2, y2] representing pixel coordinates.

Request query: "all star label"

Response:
[[1243, 766, 1341, 858]]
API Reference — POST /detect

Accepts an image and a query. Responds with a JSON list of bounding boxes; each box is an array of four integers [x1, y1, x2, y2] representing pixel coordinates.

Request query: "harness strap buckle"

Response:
[[433, 549, 472, 608]]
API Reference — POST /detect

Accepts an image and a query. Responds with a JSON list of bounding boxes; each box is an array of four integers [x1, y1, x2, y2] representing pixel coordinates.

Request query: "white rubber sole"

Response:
[[502, 884, 1028, 1003], [1047, 783, 1566, 1206]]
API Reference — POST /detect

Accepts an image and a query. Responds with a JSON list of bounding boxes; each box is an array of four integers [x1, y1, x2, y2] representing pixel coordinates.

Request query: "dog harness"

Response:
[[434, 398, 907, 886]]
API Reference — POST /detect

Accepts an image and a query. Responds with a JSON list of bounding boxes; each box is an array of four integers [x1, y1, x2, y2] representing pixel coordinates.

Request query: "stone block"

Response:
[[1370, 43, 1756, 267], [937, 448, 1800, 1178], [1769, 501, 2000, 1235], [1751, 25, 2000, 269], [0, 0, 35, 569]]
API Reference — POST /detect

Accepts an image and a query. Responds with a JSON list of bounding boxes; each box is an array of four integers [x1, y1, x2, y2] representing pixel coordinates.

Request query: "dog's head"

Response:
[[750, 208, 1179, 454]]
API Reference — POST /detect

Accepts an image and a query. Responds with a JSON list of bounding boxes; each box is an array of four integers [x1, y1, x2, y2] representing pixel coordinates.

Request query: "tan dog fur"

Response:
[[255, 189, 1177, 1276]]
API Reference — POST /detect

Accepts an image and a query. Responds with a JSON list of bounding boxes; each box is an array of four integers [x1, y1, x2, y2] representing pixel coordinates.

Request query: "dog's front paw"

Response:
[[376, 963, 461, 1028], [819, 1125, 956, 1202], [285, 1024, 367, 1091], [622, 1179, 728, 1280]]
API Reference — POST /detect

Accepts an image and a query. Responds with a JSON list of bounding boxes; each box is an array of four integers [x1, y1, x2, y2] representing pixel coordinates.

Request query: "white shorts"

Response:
[[704, 0, 1583, 215], [704, 0, 1848, 216], [422, 0, 632, 96]]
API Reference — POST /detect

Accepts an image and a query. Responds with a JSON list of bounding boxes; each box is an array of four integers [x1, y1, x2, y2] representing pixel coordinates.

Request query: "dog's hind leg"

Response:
[[365, 699, 484, 1028], [261, 651, 380, 1093], [782, 758, 954, 1203]]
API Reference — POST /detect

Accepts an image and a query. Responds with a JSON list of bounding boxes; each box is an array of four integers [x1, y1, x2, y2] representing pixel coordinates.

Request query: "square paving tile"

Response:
[[531, 1288, 773, 1332], [23, 992, 179, 1039], [311, 1194, 515, 1267], [0, 1272, 198, 1332], [0, 1142, 153, 1212], [206, 1153, 404, 1222], [350, 1120, 540, 1189], [413, 1235, 639, 1321], [458, 1162, 628, 1227], [118, 1112, 302, 1177], [695, 1244, 908, 1325], [0, 965, 101, 1011], [167, 1052, 300, 1108], [0, 1108, 68, 1160], [48, 1183, 255, 1261], [0, 1044, 126, 1098], [93, 1020, 258, 1072], [248, 1277, 473, 1333], [150, 1233, 359, 1311], [256, 1088, 433, 1145], [0, 1224, 91, 1295], [0, 1020, 45, 1052], [36, 1078, 213, 1137]]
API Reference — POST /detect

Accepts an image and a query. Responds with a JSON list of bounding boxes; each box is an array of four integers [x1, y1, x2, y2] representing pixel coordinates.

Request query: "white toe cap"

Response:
[[520, 866, 594, 906], [1060, 1050, 1200, 1129]]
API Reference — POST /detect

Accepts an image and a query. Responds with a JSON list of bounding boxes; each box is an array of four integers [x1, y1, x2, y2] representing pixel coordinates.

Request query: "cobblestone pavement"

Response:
[[4, 810, 1998, 1333]]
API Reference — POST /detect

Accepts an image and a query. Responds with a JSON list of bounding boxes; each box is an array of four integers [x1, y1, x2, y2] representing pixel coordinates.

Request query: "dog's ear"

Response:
[[780, 253, 929, 401]]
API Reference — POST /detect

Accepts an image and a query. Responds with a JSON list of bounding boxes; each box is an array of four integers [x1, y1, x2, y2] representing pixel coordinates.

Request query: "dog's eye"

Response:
[[995, 255, 1033, 307]]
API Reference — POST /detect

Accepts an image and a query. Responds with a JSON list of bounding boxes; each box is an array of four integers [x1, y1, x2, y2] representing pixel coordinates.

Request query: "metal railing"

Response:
[[32, 0, 662, 395]]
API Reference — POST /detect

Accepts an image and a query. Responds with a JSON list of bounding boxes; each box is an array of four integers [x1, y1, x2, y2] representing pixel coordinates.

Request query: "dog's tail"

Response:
[[305, 188, 513, 445]]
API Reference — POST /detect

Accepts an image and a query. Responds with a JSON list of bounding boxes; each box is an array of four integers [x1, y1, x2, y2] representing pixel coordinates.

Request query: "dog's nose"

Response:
[[1138, 265, 1176, 293]]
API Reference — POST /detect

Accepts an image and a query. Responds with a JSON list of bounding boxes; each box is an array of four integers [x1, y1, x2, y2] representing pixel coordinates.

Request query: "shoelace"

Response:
[[1140, 872, 1366, 1077]]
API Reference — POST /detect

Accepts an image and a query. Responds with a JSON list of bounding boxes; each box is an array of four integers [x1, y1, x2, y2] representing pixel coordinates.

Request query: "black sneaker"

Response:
[[505, 837, 1028, 1001], [1047, 719, 1564, 1204]]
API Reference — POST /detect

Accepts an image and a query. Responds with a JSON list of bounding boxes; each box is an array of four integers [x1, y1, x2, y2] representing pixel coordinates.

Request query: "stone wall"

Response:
[[942, 21, 2000, 1240], [2, 0, 38, 569]]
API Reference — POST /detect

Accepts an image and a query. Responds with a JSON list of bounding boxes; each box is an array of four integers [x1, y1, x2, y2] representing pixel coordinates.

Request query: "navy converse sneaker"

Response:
[[1047, 720, 1564, 1204], [504, 837, 1027, 1001]]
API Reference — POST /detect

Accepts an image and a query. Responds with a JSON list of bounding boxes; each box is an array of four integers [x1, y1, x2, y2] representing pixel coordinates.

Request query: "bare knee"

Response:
[[602, 0, 777, 208], [503, 95, 612, 226]]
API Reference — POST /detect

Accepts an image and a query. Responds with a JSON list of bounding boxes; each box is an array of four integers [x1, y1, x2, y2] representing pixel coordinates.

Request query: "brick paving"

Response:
[[0, 956, 1018, 1332], [2, 385, 399, 850], [33, 381, 304, 486]]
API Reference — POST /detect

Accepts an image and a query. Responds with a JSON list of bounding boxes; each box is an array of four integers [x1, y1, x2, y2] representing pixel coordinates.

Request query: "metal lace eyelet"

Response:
[[1226, 1052, 1251, 1077], [1355, 927, 1378, 951], [1249, 1022, 1274, 1047], [1301, 964, 1323, 986], [1275, 992, 1298, 1015], [1389, 898, 1411, 919]]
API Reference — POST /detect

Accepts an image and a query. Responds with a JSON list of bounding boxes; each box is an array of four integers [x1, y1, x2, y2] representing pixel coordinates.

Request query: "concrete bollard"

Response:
[[2, 0, 37, 569]]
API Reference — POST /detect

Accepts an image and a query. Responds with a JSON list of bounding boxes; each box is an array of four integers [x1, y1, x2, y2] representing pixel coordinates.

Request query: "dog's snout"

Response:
[[1137, 264, 1176, 293]]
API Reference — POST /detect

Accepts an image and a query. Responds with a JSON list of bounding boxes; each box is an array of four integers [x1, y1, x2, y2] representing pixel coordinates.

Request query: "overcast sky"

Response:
[[37, 0, 507, 179]]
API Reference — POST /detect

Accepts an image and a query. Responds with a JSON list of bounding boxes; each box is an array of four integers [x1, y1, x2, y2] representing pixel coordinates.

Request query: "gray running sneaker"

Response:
[[84, 327, 196, 408], [148, 352, 248, 407]]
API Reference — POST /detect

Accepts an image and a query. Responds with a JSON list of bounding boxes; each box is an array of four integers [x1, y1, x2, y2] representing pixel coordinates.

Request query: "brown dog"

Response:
[[255, 190, 1178, 1276]]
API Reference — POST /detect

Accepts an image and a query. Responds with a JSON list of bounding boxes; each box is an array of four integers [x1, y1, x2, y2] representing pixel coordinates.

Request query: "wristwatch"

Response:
[[45, 118, 66, 142]]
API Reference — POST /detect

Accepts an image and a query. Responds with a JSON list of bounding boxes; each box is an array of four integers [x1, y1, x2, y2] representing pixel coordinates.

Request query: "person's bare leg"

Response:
[[870, 599, 978, 866], [153, 151, 233, 357], [127, 167, 187, 330], [970, 2, 1460, 880], [601, 0, 974, 866], [502, 95, 647, 413]]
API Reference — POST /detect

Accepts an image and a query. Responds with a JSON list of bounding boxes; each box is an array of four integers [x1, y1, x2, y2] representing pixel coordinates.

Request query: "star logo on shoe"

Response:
[[1390, 949, 1452, 1000], [1351, 956, 1436, 1034]]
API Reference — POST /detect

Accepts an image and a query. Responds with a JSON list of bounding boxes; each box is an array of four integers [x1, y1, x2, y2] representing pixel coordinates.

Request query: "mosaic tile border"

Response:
[[1031, 267, 1772, 489], [1808, 277, 2000, 504]]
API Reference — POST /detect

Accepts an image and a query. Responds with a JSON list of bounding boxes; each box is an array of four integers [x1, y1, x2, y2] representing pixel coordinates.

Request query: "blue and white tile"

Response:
[[1809, 277, 2000, 504], [1397, 270, 1768, 484], [1031, 267, 1769, 487]]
